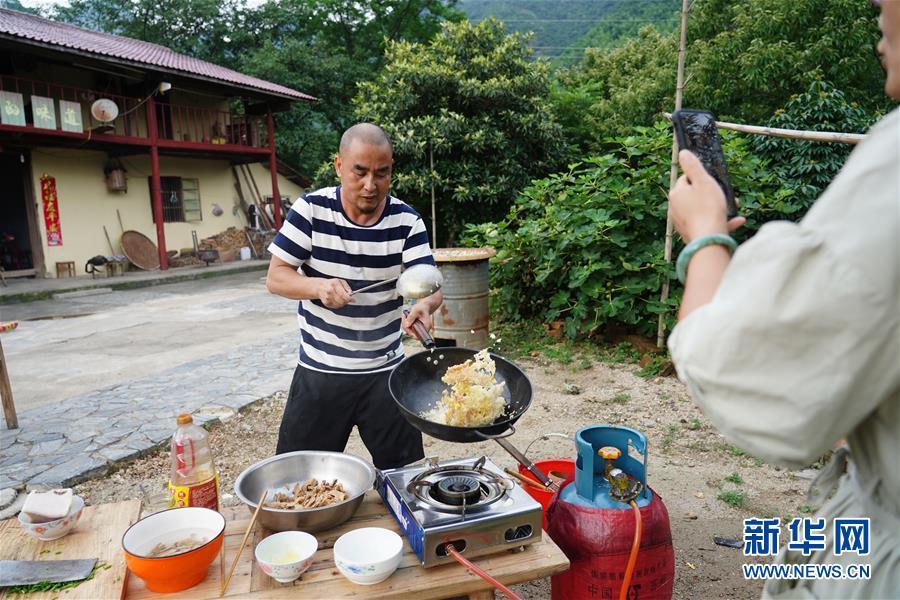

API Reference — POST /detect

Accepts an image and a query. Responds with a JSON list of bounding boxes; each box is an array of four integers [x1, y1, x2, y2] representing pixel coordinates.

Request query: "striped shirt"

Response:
[[267, 186, 435, 373]]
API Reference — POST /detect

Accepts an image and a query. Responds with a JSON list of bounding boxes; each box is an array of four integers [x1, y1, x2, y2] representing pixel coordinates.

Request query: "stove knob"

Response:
[[598, 446, 621, 460]]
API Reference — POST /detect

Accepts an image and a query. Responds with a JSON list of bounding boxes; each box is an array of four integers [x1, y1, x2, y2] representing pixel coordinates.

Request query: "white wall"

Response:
[[29, 149, 300, 276]]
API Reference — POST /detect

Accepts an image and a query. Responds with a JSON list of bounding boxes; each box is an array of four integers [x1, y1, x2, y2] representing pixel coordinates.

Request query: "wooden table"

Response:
[[0, 500, 142, 600], [127, 491, 570, 599]]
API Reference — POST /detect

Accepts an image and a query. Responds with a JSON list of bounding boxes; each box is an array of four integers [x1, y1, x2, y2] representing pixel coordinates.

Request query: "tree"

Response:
[[752, 78, 880, 206], [554, 27, 678, 151], [49, 0, 462, 178], [240, 0, 463, 178], [554, 0, 680, 67], [50, 0, 247, 67], [2, 0, 38, 14], [461, 122, 794, 338], [351, 18, 571, 245], [686, 0, 888, 124], [555, 0, 888, 147]]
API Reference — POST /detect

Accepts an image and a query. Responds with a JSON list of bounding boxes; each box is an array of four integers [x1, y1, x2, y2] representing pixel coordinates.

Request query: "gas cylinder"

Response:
[[547, 425, 674, 600]]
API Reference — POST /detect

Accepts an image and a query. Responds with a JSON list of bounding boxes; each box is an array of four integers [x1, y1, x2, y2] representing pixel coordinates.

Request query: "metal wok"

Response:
[[388, 347, 556, 488]]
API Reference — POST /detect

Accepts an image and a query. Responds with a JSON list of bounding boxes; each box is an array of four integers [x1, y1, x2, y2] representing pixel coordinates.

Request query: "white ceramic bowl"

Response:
[[18, 495, 85, 541], [255, 531, 318, 583], [333, 527, 403, 585]]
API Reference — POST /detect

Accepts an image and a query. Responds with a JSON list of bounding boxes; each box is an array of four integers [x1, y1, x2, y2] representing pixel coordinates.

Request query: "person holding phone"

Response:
[[666, 2, 898, 598]]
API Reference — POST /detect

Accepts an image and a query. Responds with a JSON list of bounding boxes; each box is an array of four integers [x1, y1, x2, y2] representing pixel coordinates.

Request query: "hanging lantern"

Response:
[[104, 157, 127, 192]]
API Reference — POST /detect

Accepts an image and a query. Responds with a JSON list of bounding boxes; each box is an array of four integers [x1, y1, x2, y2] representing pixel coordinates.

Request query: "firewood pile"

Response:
[[199, 226, 248, 258], [169, 227, 277, 267]]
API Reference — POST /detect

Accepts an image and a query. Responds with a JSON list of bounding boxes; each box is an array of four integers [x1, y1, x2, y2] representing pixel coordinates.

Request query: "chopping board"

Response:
[[0, 500, 141, 600]]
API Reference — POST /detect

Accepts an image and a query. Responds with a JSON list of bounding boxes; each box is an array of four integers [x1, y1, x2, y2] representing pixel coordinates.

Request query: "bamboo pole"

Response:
[[656, 0, 691, 348], [661, 113, 865, 144]]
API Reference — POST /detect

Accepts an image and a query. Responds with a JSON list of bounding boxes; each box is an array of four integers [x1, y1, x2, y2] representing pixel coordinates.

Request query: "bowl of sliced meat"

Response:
[[234, 451, 376, 532]]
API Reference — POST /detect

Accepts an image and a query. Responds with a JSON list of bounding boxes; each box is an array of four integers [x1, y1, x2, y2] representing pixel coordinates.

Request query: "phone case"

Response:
[[671, 109, 738, 218]]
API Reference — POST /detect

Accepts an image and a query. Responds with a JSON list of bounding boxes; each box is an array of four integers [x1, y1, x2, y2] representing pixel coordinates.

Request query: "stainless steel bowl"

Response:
[[234, 451, 376, 532]]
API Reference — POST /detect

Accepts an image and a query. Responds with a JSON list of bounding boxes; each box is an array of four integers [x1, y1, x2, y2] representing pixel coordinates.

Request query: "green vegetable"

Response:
[[6, 562, 111, 595]]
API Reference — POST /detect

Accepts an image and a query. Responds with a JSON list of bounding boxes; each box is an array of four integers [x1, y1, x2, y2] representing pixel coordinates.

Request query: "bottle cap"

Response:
[[176, 413, 193, 425]]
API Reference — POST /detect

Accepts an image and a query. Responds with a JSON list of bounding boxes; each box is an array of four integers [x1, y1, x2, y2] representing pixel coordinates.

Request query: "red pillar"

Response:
[[267, 110, 282, 230], [146, 95, 168, 270]]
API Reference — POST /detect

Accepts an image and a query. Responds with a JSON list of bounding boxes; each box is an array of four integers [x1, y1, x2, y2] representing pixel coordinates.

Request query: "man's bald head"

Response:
[[339, 123, 392, 155]]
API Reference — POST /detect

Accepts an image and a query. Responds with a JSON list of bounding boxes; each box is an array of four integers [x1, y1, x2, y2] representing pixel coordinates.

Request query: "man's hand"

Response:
[[668, 150, 745, 243], [402, 301, 434, 341], [317, 278, 352, 309]]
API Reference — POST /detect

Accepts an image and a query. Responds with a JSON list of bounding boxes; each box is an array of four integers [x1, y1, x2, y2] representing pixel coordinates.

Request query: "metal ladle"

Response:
[[349, 263, 443, 298], [350, 264, 443, 349]]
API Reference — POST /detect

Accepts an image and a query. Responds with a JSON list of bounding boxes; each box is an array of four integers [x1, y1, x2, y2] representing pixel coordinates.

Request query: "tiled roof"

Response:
[[0, 8, 315, 102]]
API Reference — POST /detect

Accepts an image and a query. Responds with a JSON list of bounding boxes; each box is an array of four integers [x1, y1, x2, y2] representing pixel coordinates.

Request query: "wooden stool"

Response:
[[56, 261, 76, 278], [105, 261, 125, 277]]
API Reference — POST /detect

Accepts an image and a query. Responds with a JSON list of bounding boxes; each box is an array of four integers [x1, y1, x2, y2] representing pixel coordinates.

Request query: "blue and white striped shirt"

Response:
[[267, 186, 435, 373]]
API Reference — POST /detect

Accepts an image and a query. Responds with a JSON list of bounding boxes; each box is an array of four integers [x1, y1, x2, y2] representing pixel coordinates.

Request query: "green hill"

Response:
[[457, 0, 679, 63], [555, 0, 680, 67]]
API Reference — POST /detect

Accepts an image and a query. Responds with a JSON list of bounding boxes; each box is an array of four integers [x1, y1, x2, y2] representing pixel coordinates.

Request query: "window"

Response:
[[148, 176, 202, 223]]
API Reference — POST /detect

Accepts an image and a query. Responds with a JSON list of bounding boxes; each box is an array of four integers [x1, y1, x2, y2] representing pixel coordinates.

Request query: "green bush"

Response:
[[752, 79, 880, 205], [462, 122, 794, 339]]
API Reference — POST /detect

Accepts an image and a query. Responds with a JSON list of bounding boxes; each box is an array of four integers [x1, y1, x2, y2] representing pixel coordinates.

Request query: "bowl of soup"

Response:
[[122, 507, 225, 593]]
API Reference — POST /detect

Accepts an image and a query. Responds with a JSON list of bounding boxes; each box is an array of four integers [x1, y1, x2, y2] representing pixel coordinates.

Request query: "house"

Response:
[[0, 8, 315, 278]]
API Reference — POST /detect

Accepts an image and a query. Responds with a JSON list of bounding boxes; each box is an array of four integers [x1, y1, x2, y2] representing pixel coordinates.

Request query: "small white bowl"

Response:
[[333, 527, 403, 585], [255, 531, 318, 583], [18, 495, 85, 541]]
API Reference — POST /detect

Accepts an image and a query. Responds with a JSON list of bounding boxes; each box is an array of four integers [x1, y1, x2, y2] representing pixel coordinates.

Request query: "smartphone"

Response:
[[671, 109, 738, 218]]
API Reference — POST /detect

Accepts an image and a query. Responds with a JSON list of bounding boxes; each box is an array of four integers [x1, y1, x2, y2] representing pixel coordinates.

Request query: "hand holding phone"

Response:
[[671, 109, 738, 218]]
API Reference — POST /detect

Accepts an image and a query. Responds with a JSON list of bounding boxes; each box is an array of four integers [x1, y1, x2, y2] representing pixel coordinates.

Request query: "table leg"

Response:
[[0, 339, 17, 429], [467, 591, 495, 600]]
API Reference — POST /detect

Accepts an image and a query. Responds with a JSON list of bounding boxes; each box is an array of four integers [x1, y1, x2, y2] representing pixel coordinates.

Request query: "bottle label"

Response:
[[168, 474, 219, 510], [174, 437, 195, 476]]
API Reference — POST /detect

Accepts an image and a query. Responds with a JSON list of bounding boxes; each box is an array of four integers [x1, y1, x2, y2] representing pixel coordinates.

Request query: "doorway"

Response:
[[0, 152, 38, 277]]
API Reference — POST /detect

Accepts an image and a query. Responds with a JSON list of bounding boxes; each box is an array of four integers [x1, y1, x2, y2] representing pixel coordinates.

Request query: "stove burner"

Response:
[[408, 462, 513, 513], [433, 476, 483, 506]]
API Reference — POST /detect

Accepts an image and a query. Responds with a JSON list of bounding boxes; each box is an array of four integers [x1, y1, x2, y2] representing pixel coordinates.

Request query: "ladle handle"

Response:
[[403, 309, 435, 349], [350, 276, 398, 296]]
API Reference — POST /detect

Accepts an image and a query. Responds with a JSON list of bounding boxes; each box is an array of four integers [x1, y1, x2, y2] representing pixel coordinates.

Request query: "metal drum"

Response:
[[431, 247, 495, 350]]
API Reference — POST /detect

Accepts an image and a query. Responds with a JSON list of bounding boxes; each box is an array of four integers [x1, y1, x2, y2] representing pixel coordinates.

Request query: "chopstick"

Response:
[[220, 488, 267, 597], [504, 467, 552, 491]]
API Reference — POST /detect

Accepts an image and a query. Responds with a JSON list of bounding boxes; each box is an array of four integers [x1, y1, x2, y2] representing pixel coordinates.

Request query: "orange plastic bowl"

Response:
[[122, 507, 225, 593]]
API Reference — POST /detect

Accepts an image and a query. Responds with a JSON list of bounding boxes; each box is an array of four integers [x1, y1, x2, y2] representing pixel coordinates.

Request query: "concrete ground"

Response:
[[0, 269, 302, 493], [2, 269, 293, 413], [0, 259, 270, 304]]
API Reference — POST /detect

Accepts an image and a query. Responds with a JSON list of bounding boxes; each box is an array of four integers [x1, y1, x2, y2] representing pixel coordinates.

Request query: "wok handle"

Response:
[[475, 425, 517, 441], [477, 428, 556, 489], [403, 309, 435, 349]]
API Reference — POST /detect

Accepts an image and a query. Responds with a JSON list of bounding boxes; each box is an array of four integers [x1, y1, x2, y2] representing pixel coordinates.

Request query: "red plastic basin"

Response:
[[517, 458, 575, 531]]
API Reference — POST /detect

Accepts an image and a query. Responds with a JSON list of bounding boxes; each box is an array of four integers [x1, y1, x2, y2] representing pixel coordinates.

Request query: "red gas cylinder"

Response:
[[547, 426, 674, 600]]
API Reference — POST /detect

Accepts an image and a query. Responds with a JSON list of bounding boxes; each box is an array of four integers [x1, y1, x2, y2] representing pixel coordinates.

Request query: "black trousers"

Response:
[[276, 364, 424, 470]]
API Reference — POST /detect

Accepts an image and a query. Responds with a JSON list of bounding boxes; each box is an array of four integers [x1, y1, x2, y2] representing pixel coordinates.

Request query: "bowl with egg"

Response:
[[255, 530, 318, 583], [122, 506, 225, 593]]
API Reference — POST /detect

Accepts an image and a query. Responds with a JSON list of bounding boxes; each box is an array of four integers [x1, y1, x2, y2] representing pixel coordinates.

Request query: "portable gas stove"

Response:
[[377, 456, 542, 567]]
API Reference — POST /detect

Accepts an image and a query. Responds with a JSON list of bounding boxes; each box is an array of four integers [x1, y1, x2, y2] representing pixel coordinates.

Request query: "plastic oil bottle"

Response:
[[168, 413, 219, 510]]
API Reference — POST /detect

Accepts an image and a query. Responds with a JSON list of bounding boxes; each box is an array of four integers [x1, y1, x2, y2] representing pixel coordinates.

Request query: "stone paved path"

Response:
[[0, 336, 295, 491]]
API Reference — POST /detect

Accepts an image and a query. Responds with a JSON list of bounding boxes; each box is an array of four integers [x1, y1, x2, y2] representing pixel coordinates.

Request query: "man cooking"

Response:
[[266, 123, 443, 469]]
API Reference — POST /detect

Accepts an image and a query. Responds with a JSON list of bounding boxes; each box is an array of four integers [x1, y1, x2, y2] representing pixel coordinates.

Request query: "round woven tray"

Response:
[[121, 230, 160, 270]]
